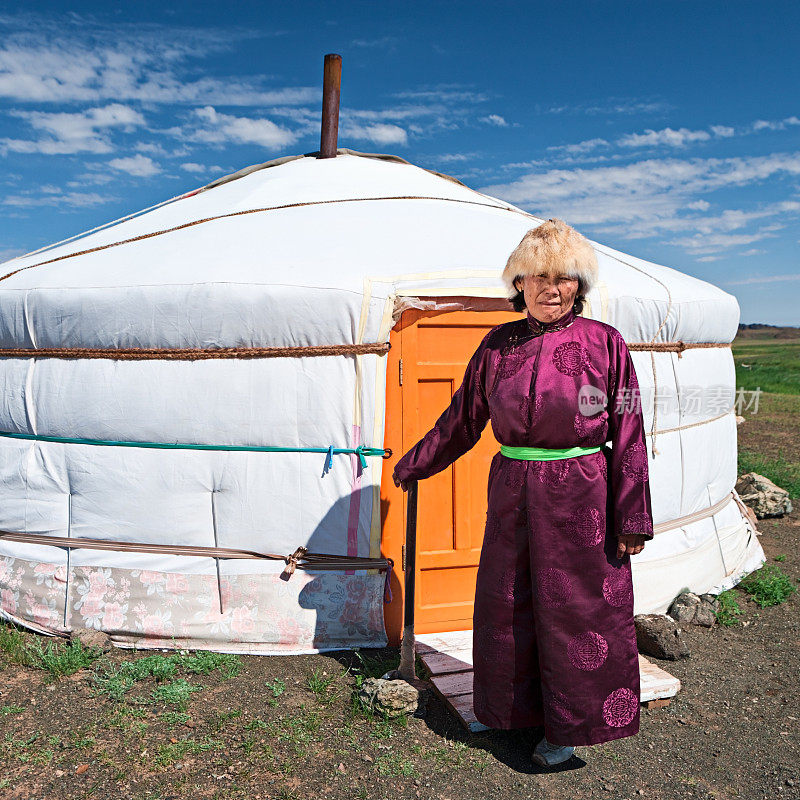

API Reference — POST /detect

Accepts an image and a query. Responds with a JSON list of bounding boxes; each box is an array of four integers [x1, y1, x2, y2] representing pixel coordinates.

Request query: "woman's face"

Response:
[[514, 272, 579, 323]]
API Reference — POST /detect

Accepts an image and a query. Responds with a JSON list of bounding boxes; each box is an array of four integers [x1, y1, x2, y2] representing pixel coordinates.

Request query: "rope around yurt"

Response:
[[0, 532, 394, 613], [0, 430, 396, 610], [0, 343, 390, 360]]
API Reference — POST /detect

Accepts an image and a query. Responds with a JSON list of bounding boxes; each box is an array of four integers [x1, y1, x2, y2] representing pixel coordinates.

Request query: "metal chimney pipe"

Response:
[[319, 53, 342, 158]]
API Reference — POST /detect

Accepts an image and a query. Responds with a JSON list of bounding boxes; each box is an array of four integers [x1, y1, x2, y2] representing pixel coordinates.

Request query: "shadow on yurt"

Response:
[[0, 61, 764, 657]]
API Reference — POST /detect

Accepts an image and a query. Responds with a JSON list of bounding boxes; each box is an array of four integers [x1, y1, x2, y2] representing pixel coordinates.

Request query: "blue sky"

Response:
[[1, 2, 798, 324]]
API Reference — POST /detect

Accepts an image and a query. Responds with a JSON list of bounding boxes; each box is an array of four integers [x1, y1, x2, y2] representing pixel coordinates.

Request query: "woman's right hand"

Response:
[[393, 473, 410, 492]]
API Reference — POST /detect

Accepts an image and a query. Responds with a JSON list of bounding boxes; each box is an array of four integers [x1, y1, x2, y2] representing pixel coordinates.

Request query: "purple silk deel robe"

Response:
[[393, 304, 655, 746]]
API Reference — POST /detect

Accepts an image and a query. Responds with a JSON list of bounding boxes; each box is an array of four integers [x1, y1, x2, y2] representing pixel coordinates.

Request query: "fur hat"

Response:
[[502, 218, 599, 297]]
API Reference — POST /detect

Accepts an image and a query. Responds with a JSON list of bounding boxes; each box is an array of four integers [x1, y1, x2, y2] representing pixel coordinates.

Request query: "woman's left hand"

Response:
[[616, 534, 647, 559]]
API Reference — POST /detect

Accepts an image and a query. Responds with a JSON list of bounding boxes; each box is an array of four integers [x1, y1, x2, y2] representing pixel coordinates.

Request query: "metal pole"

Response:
[[397, 480, 418, 681], [319, 53, 342, 158]]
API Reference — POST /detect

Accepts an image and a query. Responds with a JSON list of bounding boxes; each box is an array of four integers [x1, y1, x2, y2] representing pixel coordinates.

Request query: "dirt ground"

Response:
[[0, 506, 796, 800]]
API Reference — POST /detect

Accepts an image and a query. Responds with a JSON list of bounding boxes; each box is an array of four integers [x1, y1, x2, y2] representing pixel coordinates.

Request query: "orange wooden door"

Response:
[[389, 307, 518, 634]]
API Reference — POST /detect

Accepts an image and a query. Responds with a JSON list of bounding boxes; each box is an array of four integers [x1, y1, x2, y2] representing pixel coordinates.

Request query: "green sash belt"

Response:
[[500, 444, 603, 461]]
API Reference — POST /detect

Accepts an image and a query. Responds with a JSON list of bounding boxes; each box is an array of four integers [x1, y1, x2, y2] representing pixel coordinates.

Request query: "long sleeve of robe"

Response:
[[394, 310, 654, 542], [393, 305, 655, 746], [393, 331, 493, 483]]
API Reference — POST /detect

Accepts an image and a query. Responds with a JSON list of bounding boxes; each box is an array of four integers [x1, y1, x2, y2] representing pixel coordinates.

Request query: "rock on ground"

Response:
[[635, 614, 691, 660], [69, 629, 113, 652], [736, 472, 793, 518], [667, 591, 719, 627], [358, 677, 429, 718]]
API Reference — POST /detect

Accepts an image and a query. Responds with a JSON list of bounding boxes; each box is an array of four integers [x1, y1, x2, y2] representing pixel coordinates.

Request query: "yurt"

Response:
[[0, 145, 765, 654]]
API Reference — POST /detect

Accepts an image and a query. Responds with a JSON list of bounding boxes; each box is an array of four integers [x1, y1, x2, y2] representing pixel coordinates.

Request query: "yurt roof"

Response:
[[0, 150, 740, 346]]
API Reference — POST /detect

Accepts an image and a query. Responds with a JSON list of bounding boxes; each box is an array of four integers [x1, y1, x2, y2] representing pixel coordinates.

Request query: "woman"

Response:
[[392, 219, 654, 767]]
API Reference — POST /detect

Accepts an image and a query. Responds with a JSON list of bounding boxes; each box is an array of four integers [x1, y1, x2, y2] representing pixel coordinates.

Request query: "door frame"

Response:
[[380, 299, 520, 645]]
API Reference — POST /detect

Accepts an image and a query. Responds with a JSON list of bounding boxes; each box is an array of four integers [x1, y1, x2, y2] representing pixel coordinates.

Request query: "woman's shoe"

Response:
[[532, 736, 575, 767]]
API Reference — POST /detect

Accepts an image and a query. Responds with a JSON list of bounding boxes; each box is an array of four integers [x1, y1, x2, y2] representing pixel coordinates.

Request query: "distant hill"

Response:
[[736, 323, 800, 340]]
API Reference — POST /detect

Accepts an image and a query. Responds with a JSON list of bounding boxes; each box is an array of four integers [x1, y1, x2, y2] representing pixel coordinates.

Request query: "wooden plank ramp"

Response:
[[415, 631, 681, 733]]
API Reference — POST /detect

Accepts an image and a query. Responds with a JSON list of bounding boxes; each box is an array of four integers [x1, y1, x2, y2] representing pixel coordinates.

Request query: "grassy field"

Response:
[[731, 339, 800, 395], [732, 327, 800, 498], [731, 325, 800, 395]]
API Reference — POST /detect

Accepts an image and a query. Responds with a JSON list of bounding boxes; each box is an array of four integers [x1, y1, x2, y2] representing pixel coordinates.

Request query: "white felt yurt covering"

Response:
[[0, 151, 765, 653]]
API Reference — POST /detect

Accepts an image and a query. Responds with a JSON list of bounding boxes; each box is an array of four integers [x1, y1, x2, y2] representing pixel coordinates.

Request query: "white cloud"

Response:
[[340, 122, 408, 146], [338, 103, 469, 140], [547, 138, 610, 156], [392, 86, 490, 104], [0, 30, 316, 106], [545, 99, 673, 116], [135, 142, 169, 156], [68, 172, 115, 187], [671, 230, 780, 256], [1, 103, 145, 155], [189, 106, 297, 149], [433, 152, 479, 163], [108, 154, 161, 177], [723, 273, 800, 285], [752, 116, 800, 132], [340, 86, 497, 140], [618, 127, 711, 148], [480, 152, 800, 256], [543, 117, 800, 167], [345, 105, 448, 123], [710, 125, 735, 138], [3, 189, 111, 208], [180, 162, 224, 174]]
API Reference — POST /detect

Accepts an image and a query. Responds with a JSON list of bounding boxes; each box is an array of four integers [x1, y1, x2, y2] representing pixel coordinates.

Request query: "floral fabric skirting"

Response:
[[0, 556, 388, 654]]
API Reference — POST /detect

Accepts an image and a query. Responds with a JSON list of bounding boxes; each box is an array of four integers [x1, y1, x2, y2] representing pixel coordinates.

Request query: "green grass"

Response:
[[0, 705, 24, 716], [369, 715, 402, 740], [92, 651, 241, 702], [738, 564, 798, 608], [209, 708, 242, 731], [36, 639, 103, 677], [264, 677, 286, 707], [161, 710, 191, 727], [0, 624, 102, 678], [307, 666, 337, 694], [715, 590, 743, 626], [2, 732, 60, 765], [179, 650, 242, 679], [731, 339, 800, 395], [306, 667, 342, 706], [271, 705, 323, 757], [738, 449, 800, 499], [0, 623, 28, 664], [153, 736, 222, 768], [106, 705, 148, 735], [151, 679, 202, 710], [349, 648, 399, 682], [69, 730, 97, 749], [374, 751, 417, 777], [107, 705, 148, 724]]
